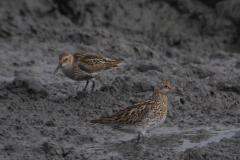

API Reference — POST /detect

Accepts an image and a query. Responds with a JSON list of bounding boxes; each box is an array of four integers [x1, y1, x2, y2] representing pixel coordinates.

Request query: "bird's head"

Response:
[[54, 53, 73, 75], [154, 81, 183, 96]]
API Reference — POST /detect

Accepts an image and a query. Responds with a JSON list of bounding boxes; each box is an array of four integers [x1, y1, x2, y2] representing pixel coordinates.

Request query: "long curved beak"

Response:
[[171, 90, 184, 96], [53, 63, 62, 75]]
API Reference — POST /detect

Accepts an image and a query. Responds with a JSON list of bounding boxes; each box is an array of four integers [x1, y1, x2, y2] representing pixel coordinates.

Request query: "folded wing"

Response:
[[78, 54, 123, 73], [90, 99, 155, 125]]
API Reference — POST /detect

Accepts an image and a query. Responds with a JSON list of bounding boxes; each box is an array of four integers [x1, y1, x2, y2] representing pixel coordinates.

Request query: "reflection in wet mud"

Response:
[[177, 129, 239, 151], [117, 126, 240, 152], [149, 127, 240, 152]]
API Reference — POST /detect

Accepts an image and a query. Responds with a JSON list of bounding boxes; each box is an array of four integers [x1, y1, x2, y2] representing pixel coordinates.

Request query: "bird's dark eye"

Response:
[[164, 85, 168, 88], [63, 58, 68, 61]]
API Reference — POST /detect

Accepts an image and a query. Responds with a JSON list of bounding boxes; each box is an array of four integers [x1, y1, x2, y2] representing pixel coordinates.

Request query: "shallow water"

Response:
[[176, 127, 240, 151]]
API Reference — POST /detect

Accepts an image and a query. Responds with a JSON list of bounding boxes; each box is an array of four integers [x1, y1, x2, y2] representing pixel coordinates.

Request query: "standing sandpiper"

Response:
[[54, 52, 125, 93], [90, 81, 182, 143]]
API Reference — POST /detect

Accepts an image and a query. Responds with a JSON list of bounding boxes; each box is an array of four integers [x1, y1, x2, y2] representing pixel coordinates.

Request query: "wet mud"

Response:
[[0, 0, 240, 159]]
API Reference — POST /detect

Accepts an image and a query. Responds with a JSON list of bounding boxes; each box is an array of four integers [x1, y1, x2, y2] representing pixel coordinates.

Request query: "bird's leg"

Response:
[[142, 134, 145, 144], [83, 80, 89, 91], [137, 133, 141, 143], [91, 80, 95, 94]]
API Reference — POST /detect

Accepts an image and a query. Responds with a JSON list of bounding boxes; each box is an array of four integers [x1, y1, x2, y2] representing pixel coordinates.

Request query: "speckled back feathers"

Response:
[[90, 81, 177, 127]]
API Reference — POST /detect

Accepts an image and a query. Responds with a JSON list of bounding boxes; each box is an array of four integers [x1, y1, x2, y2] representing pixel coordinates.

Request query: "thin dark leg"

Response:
[[83, 80, 89, 91], [91, 80, 95, 94], [142, 135, 145, 144], [137, 133, 141, 143]]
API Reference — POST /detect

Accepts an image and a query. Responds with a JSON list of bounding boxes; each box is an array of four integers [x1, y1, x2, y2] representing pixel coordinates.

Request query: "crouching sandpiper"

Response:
[[90, 81, 183, 143]]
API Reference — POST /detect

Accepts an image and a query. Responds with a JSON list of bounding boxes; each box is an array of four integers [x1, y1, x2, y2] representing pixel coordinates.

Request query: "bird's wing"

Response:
[[77, 54, 122, 73], [90, 99, 155, 125]]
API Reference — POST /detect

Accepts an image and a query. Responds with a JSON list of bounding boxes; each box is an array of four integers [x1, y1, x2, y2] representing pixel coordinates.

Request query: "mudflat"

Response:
[[0, 0, 240, 159]]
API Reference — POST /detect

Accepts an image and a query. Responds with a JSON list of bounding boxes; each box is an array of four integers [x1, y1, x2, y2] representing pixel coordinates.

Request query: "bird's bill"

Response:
[[53, 63, 62, 75], [171, 90, 183, 96]]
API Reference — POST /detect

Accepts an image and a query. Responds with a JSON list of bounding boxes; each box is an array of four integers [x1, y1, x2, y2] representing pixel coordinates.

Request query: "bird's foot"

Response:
[[76, 90, 89, 99]]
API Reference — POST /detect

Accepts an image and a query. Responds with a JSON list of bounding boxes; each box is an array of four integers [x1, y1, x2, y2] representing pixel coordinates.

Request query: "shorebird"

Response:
[[90, 81, 182, 143], [54, 52, 125, 93]]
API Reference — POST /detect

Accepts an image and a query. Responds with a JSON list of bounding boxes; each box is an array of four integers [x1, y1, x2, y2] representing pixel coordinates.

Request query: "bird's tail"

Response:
[[90, 117, 115, 124], [108, 59, 126, 67]]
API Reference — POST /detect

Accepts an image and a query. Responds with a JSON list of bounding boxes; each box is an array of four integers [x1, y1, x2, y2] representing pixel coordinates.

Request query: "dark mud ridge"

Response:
[[1, 0, 240, 159]]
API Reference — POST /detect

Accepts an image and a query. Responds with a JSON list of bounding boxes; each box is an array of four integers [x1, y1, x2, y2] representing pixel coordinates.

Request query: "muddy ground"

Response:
[[1, 0, 240, 159]]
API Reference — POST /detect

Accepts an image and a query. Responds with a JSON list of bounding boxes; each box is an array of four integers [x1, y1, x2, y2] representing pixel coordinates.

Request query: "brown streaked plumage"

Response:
[[54, 52, 125, 93], [90, 81, 183, 143]]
